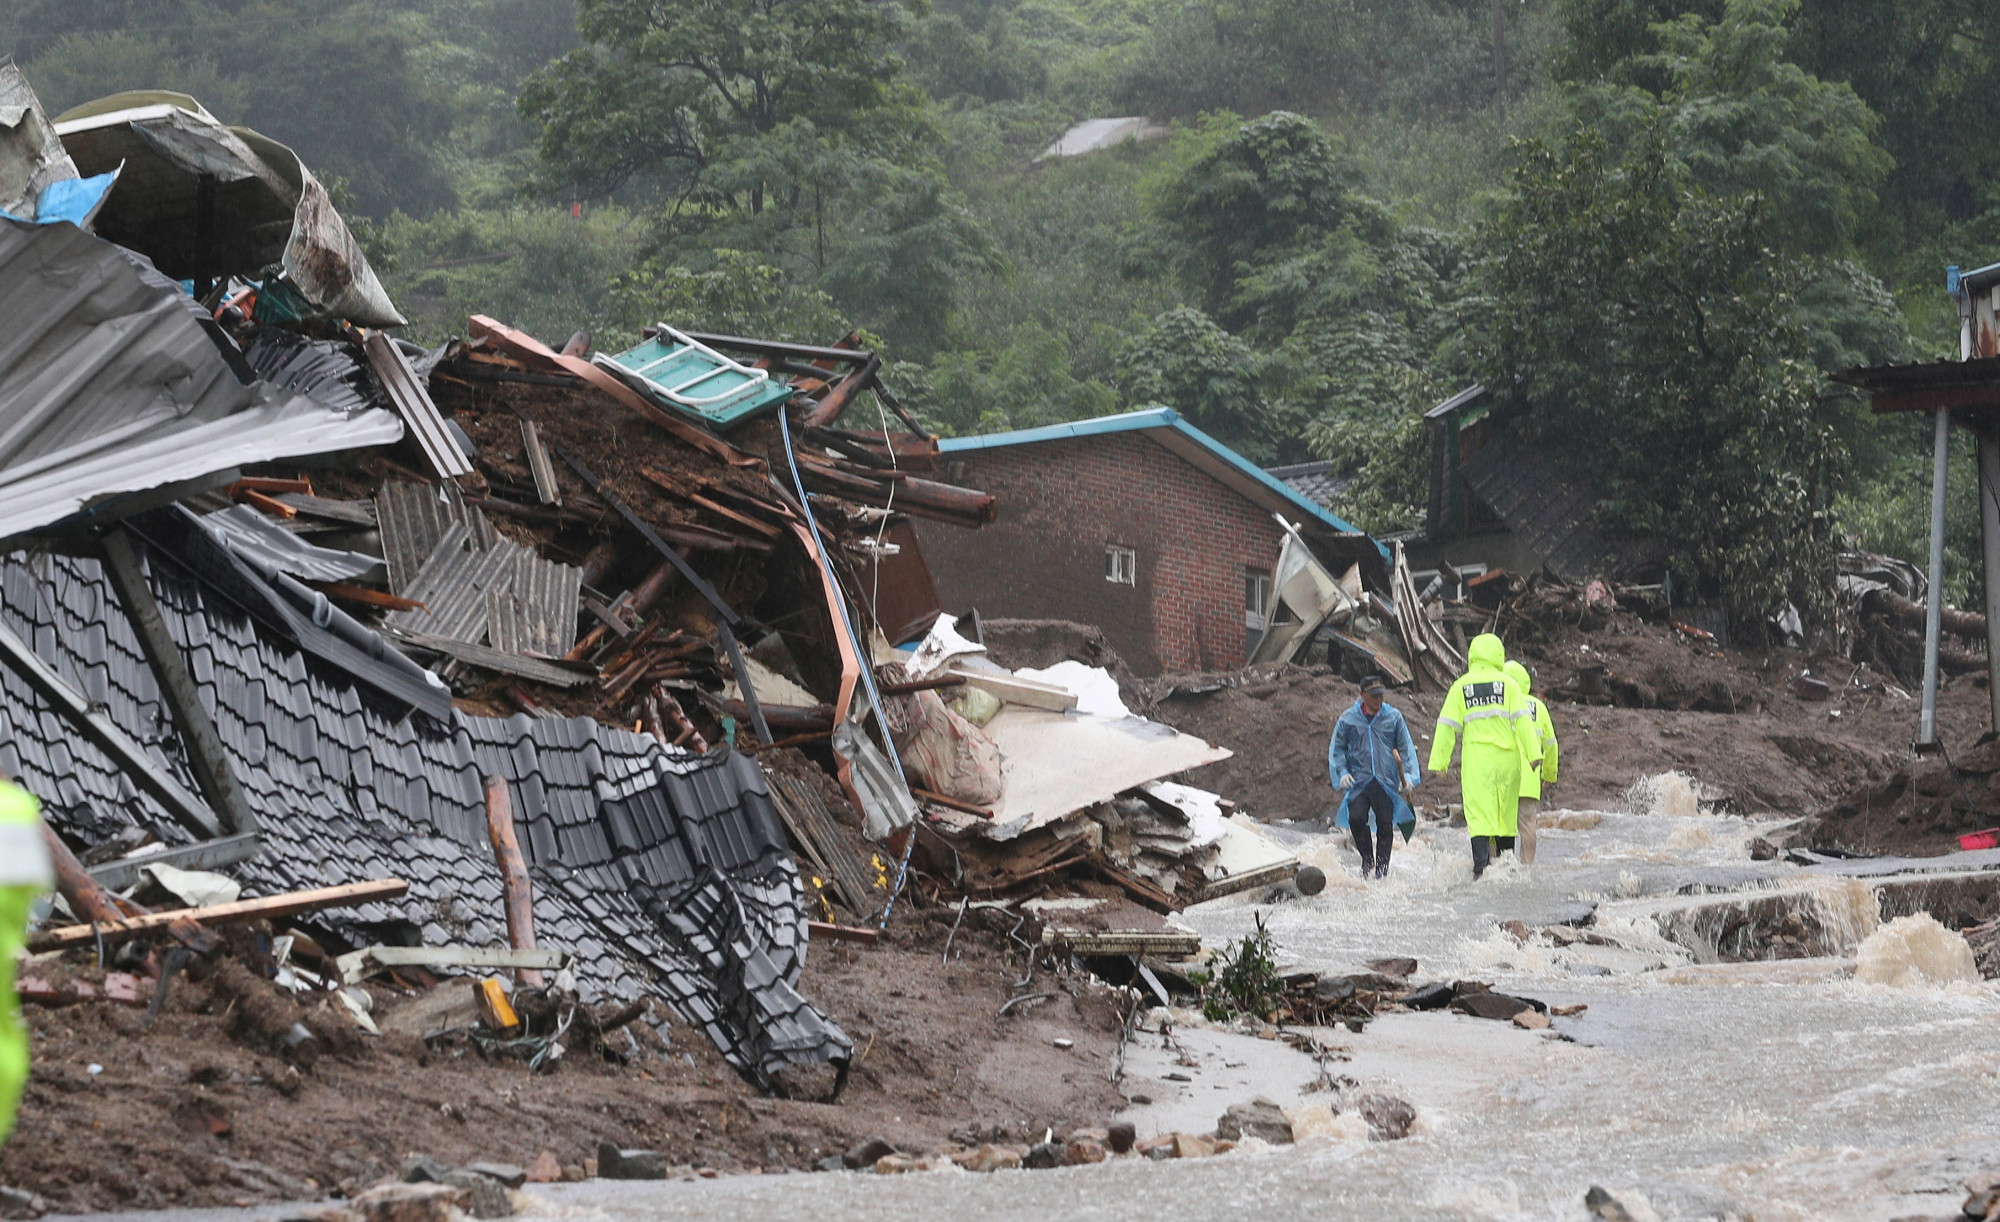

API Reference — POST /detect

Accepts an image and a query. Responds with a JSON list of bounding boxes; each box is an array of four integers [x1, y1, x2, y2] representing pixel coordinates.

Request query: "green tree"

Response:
[[1570, 0, 1889, 256], [603, 249, 848, 349], [1474, 123, 1843, 623], [1114, 306, 1287, 461], [518, 0, 926, 209]]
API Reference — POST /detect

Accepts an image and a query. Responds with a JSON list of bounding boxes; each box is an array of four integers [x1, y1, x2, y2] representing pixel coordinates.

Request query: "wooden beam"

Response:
[[28, 879, 410, 952]]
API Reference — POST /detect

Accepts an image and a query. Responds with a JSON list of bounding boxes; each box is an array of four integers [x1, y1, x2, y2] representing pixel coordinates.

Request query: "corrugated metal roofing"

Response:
[[200, 503, 381, 584], [0, 543, 848, 1084], [377, 482, 495, 594], [938, 407, 1386, 558], [363, 332, 474, 479], [241, 328, 376, 417], [0, 218, 403, 544]]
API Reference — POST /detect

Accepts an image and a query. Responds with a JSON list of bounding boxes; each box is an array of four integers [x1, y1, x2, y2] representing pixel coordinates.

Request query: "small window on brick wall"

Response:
[[1105, 544, 1137, 585]]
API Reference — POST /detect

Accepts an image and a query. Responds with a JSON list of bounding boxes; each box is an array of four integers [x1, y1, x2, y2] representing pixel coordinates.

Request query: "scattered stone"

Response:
[[347, 1181, 467, 1222], [1135, 1134, 1177, 1159], [1402, 982, 1454, 1010], [440, 1171, 511, 1219], [952, 1144, 1024, 1173], [1451, 992, 1543, 1022], [1217, 1097, 1294, 1145], [842, 1136, 896, 1170], [524, 1152, 562, 1184], [399, 1157, 452, 1185], [465, 1164, 526, 1191], [814, 1155, 846, 1173], [1163, 1071, 1192, 1082], [1749, 837, 1779, 861], [1584, 1185, 1637, 1221], [1359, 1095, 1417, 1141], [1127, 1093, 1154, 1105], [1499, 919, 1530, 941], [1106, 1121, 1136, 1155], [1551, 1003, 1588, 1017], [0, 1187, 48, 1219], [1540, 901, 1599, 928], [1172, 1132, 1217, 1159], [874, 1153, 923, 1175], [558, 1165, 586, 1184], [596, 1143, 668, 1181], [1316, 972, 1402, 999], [1366, 956, 1418, 977], [1294, 864, 1326, 896], [1052, 1037, 1074, 1050], [1793, 674, 1831, 701], [581, 1158, 598, 1179], [1513, 1010, 1552, 1031], [1023, 1141, 1066, 1169], [1063, 1136, 1107, 1165], [1966, 1177, 2000, 1220]]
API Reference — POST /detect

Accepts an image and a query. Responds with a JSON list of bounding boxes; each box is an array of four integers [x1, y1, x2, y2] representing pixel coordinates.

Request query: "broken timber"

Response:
[[335, 945, 567, 986], [30, 879, 411, 951]]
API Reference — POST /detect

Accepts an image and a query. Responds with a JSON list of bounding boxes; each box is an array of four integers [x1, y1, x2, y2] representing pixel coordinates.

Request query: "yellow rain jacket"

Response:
[[1429, 634, 1542, 838], [1505, 660, 1559, 801], [0, 780, 51, 1146]]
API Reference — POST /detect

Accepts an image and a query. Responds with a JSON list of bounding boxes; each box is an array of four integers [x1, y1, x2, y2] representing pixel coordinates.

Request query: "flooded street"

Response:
[[527, 782, 2000, 1221]]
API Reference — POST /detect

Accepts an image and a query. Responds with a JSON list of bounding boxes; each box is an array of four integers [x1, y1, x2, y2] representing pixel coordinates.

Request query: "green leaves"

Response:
[[1474, 123, 1843, 623]]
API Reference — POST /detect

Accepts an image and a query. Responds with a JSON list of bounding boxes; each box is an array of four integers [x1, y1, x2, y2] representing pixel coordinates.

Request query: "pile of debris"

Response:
[[0, 58, 1284, 1120]]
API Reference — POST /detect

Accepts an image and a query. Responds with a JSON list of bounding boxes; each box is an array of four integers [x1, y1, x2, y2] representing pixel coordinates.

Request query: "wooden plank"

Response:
[[335, 945, 567, 986], [29, 879, 410, 951], [945, 665, 1078, 713], [808, 921, 880, 944], [911, 786, 992, 818]]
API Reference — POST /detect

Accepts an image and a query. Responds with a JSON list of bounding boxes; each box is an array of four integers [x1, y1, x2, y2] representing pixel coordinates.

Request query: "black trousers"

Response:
[[1470, 835, 1517, 878], [1347, 781, 1397, 868]]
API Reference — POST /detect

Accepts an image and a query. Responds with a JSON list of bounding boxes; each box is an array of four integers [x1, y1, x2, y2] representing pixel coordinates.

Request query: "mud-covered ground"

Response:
[[3, 905, 1126, 1213], [1128, 610, 1995, 857]]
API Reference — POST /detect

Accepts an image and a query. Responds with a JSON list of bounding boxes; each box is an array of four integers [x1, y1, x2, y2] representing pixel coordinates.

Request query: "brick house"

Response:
[[910, 408, 1383, 676]]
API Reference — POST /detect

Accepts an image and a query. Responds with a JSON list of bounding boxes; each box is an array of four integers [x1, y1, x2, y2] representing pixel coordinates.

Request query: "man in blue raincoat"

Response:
[[1329, 675, 1421, 879]]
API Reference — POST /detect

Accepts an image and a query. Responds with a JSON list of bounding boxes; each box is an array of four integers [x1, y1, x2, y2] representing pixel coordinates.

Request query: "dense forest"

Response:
[[4, 0, 1996, 621]]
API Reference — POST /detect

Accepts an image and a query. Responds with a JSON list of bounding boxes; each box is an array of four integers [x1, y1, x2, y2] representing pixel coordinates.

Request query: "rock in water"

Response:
[[1023, 1141, 1066, 1169], [1451, 991, 1542, 1021], [1513, 1009, 1551, 1030], [1359, 1095, 1416, 1141], [1064, 1136, 1107, 1165], [842, 1136, 896, 1170], [1403, 981, 1454, 1010], [1106, 1121, 1137, 1154], [440, 1171, 511, 1219], [1584, 1186, 1636, 1221], [952, 1144, 1024, 1173], [1294, 865, 1326, 896], [1217, 1097, 1294, 1144], [596, 1144, 668, 1180], [1366, 957, 1418, 978]]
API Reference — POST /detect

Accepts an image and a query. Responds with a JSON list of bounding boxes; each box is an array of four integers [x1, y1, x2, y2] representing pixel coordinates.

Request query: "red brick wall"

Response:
[[909, 431, 1287, 676]]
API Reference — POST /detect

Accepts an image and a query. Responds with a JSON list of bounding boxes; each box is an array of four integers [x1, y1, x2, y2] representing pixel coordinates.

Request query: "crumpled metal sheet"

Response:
[[0, 62, 79, 220], [52, 90, 404, 327], [0, 218, 405, 545], [199, 503, 383, 584]]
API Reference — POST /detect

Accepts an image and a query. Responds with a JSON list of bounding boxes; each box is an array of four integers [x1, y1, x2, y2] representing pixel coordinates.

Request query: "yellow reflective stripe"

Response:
[[0, 822, 51, 886]]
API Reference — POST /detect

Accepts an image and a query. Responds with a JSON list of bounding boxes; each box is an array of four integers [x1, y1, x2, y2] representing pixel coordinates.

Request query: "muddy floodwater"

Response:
[[521, 779, 2000, 1222], [60, 779, 2000, 1222]]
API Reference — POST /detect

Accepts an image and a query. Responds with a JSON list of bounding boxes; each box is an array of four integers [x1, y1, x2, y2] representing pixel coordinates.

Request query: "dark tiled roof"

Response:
[[1457, 427, 1665, 580], [0, 540, 847, 1086], [1263, 460, 1355, 508]]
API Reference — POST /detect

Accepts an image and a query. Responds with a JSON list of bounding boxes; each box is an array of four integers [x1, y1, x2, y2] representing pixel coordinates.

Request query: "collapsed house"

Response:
[[0, 62, 1300, 1091]]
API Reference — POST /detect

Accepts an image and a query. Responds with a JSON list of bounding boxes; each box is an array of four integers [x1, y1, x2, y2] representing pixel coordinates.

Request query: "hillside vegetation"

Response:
[[7, 0, 1998, 620]]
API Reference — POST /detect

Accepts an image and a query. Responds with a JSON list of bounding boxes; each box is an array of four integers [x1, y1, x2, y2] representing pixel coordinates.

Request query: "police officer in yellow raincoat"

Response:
[[0, 779, 51, 1146], [1504, 661, 1559, 865], [1428, 634, 1542, 879]]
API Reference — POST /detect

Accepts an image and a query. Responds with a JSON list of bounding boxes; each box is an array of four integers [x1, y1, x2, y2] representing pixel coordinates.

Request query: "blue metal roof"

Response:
[[938, 407, 1388, 561]]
